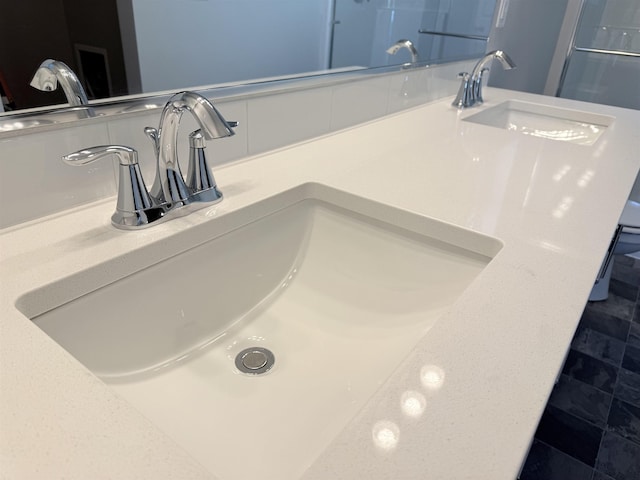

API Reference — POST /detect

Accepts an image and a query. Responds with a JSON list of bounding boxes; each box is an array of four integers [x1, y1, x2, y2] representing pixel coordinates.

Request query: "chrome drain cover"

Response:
[[235, 347, 275, 375]]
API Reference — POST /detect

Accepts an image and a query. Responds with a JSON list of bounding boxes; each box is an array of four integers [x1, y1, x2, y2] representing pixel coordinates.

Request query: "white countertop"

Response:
[[2, 89, 639, 479]]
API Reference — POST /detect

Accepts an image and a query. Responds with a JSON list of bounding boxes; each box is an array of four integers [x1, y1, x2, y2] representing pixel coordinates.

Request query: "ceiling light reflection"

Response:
[[537, 240, 564, 253], [401, 390, 427, 418], [280, 268, 298, 289], [372, 420, 400, 451], [420, 365, 445, 391], [552, 196, 574, 219], [577, 169, 595, 188], [552, 165, 571, 182]]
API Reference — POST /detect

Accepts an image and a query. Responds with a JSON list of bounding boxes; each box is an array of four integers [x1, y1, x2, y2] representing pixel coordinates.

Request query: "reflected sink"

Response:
[[18, 183, 501, 480], [463, 100, 614, 145]]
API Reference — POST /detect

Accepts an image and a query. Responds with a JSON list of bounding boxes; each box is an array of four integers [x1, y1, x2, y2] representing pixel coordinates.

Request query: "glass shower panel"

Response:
[[418, 35, 486, 63], [330, 0, 497, 69], [558, 0, 639, 109], [417, 0, 496, 62], [561, 51, 640, 109], [575, 0, 640, 53]]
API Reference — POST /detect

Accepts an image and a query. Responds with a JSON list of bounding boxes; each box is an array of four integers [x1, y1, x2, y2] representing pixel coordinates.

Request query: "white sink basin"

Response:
[[463, 100, 614, 146], [18, 183, 502, 480]]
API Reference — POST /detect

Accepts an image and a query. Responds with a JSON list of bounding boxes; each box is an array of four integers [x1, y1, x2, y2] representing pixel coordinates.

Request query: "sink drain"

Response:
[[235, 347, 275, 375]]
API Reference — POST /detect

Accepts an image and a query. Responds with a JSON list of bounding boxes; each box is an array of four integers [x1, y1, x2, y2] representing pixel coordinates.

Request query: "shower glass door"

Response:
[[558, 0, 640, 109], [330, 0, 497, 69]]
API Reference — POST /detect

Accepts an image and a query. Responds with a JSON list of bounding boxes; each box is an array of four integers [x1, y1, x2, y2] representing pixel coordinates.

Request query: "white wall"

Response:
[[126, 0, 333, 93], [116, 0, 142, 95]]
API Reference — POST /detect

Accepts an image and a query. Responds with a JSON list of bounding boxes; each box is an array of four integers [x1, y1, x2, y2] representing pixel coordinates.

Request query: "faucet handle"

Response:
[[143, 126, 160, 157], [63, 145, 160, 229], [186, 129, 223, 203], [63, 144, 139, 166], [452, 72, 473, 109]]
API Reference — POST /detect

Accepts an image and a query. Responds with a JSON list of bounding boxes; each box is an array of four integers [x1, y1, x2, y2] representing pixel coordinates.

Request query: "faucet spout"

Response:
[[151, 91, 235, 205], [30, 59, 90, 107], [470, 50, 516, 105], [470, 50, 516, 79], [386, 39, 419, 65], [452, 50, 515, 109]]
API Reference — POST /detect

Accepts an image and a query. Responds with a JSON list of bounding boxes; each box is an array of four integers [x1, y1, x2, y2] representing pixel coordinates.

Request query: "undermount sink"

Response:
[[17, 183, 502, 480], [463, 100, 614, 145]]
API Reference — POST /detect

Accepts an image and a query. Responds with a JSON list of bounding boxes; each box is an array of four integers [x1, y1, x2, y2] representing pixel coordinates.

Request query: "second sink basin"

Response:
[[19, 183, 502, 480], [463, 100, 614, 145]]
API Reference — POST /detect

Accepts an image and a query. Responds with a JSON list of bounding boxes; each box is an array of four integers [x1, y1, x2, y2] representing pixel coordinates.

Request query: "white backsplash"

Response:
[[0, 123, 116, 229], [329, 75, 391, 131], [247, 87, 333, 155], [0, 61, 472, 229]]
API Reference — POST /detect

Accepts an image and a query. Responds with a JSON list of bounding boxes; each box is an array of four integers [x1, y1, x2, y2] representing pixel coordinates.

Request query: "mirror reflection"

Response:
[[0, 0, 497, 114]]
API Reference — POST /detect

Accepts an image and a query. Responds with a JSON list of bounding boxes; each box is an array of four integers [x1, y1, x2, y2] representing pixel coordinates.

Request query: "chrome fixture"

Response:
[[63, 145, 159, 227], [235, 347, 275, 375], [146, 91, 235, 206], [186, 129, 221, 201], [62, 91, 236, 229], [386, 39, 419, 66], [452, 50, 516, 109], [30, 59, 90, 107], [452, 72, 474, 109], [470, 50, 516, 104]]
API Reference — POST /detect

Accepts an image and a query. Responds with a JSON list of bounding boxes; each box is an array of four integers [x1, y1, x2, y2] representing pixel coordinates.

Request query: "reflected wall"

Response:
[[123, 0, 333, 93], [0, 0, 499, 114]]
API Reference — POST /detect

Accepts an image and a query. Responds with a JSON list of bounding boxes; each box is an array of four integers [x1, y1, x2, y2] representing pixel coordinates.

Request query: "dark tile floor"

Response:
[[520, 255, 640, 480]]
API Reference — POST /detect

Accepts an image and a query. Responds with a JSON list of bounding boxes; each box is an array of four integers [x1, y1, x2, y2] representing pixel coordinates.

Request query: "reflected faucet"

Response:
[[386, 39, 419, 66], [452, 50, 516, 109], [30, 59, 90, 107]]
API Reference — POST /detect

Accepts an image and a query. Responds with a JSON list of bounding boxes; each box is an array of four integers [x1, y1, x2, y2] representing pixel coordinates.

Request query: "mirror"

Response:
[[0, 0, 497, 114]]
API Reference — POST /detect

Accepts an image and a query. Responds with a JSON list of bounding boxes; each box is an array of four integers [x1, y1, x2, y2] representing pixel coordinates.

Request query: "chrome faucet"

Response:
[[30, 59, 90, 107], [452, 50, 516, 109], [146, 91, 235, 206], [386, 39, 419, 66], [62, 91, 237, 229], [63, 145, 159, 227]]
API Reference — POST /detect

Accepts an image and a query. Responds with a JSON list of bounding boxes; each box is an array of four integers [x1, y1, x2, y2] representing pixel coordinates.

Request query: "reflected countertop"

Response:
[[1, 89, 639, 479]]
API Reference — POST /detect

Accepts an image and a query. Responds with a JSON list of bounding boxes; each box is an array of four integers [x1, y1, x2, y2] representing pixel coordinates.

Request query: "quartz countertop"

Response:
[[2, 88, 639, 479]]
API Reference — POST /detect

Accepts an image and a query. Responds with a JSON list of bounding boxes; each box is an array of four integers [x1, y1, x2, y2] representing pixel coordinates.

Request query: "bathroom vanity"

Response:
[[1, 88, 639, 479]]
